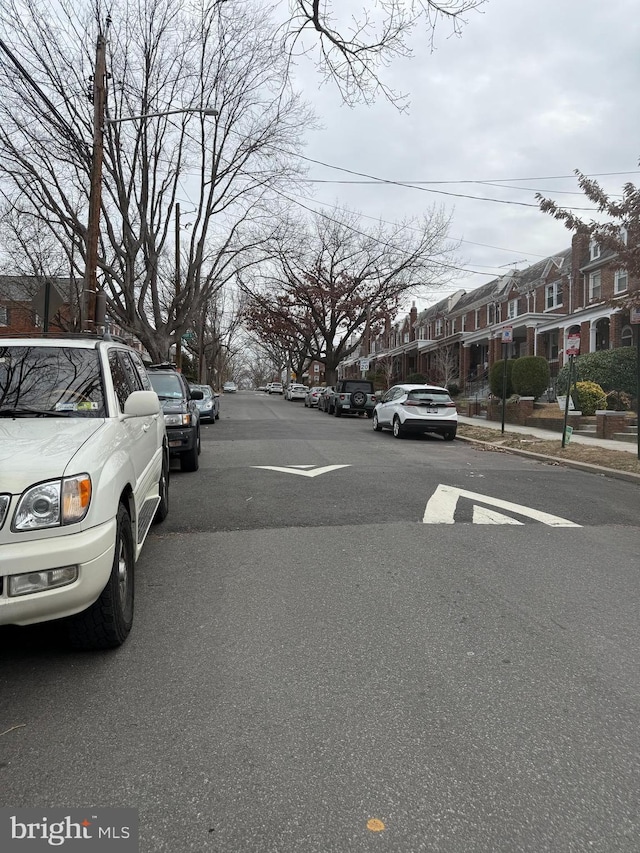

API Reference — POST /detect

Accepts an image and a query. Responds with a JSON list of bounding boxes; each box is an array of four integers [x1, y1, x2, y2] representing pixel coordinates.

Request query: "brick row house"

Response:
[[0, 275, 144, 353], [338, 230, 638, 391]]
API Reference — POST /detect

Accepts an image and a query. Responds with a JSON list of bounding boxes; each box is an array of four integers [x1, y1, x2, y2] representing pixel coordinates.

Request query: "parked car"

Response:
[[147, 364, 202, 471], [372, 383, 458, 440], [0, 335, 170, 649], [190, 383, 220, 423], [304, 386, 324, 408], [287, 384, 308, 401], [329, 379, 377, 417], [317, 386, 335, 412], [223, 381, 237, 393], [268, 382, 284, 395]]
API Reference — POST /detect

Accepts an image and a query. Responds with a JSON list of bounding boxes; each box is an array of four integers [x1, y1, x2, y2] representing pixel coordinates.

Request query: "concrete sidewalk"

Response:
[[458, 415, 639, 455]]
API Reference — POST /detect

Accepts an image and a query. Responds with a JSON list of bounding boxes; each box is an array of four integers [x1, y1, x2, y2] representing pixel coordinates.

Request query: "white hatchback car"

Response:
[[372, 383, 458, 441], [0, 336, 169, 649]]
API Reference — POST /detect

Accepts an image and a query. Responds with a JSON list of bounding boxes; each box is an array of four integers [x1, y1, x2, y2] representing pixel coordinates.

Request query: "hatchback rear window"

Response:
[[407, 390, 452, 404]]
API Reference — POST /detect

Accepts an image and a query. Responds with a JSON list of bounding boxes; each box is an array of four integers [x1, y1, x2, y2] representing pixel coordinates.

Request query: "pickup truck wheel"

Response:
[[67, 503, 134, 650], [153, 450, 170, 523], [372, 412, 382, 431], [181, 441, 199, 472], [393, 417, 404, 439]]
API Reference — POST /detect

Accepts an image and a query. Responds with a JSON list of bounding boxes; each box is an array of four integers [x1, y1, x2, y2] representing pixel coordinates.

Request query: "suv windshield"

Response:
[[148, 372, 185, 399], [0, 345, 105, 417]]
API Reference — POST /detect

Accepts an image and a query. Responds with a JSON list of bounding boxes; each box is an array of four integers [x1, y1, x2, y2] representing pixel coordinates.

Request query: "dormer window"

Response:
[[589, 239, 600, 261]]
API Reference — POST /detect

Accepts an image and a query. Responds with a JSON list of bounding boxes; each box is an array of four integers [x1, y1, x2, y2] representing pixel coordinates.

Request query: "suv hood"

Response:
[[157, 399, 187, 413], [0, 419, 105, 493]]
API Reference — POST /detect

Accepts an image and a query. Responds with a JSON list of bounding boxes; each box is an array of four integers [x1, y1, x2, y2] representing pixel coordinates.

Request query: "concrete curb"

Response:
[[455, 435, 640, 486]]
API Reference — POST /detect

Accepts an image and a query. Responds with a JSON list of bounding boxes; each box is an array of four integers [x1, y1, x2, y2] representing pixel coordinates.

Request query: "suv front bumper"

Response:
[[166, 425, 198, 455], [0, 518, 117, 626]]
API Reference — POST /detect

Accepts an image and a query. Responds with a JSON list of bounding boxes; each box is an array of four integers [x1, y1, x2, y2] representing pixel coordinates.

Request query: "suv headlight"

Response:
[[164, 413, 192, 426], [13, 475, 92, 531]]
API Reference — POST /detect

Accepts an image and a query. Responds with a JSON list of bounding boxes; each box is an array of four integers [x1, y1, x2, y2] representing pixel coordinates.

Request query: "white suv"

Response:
[[0, 336, 169, 649]]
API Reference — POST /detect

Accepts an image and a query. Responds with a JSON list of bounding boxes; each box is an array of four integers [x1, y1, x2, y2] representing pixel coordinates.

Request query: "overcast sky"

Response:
[[287, 0, 640, 311]]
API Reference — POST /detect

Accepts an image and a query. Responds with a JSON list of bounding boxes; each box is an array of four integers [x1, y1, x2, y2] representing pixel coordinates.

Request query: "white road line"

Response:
[[423, 484, 581, 526], [252, 464, 351, 478]]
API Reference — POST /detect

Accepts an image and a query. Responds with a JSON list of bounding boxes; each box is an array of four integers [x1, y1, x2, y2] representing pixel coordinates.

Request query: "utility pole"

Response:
[[85, 24, 108, 329], [175, 202, 182, 371]]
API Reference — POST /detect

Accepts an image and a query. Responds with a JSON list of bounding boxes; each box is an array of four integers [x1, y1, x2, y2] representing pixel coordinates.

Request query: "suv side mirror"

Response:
[[190, 389, 204, 400], [124, 390, 161, 417]]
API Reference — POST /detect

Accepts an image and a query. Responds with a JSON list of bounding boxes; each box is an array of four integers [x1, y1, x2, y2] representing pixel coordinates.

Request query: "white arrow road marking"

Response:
[[252, 464, 351, 478], [423, 484, 581, 527]]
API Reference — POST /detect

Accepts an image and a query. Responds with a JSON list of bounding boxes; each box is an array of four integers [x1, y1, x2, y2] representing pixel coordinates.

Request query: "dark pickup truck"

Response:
[[329, 379, 377, 417]]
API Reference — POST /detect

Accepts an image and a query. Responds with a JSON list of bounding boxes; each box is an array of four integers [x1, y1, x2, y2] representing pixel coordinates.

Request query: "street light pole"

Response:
[[85, 28, 108, 329], [175, 202, 182, 371]]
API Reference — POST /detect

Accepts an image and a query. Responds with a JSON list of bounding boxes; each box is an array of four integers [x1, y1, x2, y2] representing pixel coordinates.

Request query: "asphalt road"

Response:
[[2, 391, 640, 852]]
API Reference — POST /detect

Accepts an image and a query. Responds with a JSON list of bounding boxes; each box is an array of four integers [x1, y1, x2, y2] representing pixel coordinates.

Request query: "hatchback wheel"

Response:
[[393, 417, 404, 439], [372, 412, 382, 431], [443, 429, 456, 441]]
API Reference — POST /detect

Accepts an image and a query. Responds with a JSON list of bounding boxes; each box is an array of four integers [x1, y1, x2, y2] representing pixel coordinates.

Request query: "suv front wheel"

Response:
[[67, 503, 134, 650]]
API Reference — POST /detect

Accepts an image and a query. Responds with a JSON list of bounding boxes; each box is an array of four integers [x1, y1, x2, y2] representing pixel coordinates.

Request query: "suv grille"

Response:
[[0, 495, 10, 530]]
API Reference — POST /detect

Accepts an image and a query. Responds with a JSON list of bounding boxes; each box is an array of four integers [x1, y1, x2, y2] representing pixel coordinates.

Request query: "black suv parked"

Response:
[[330, 379, 377, 417], [147, 364, 203, 471]]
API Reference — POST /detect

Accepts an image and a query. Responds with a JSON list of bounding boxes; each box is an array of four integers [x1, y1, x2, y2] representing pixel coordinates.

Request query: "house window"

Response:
[[461, 315, 466, 332], [435, 319, 443, 336], [545, 281, 563, 310], [589, 239, 600, 261], [403, 332, 409, 343], [475, 309, 481, 329], [548, 330, 559, 360], [450, 318, 456, 334], [313, 363, 319, 372], [620, 227, 628, 246], [614, 269, 628, 293], [589, 270, 602, 301], [0, 306, 7, 326], [487, 304, 495, 324], [507, 299, 518, 319], [621, 325, 633, 347]]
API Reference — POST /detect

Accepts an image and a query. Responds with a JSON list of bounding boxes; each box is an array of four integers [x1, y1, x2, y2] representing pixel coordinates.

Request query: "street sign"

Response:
[[32, 281, 64, 321], [360, 358, 370, 371], [501, 326, 513, 343]]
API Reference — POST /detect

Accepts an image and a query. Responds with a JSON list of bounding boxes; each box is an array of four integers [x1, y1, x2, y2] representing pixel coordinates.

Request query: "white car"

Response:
[[0, 336, 169, 649], [372, 383, 458, 441], [287, 384, 307, 401], [223, 381, 237, 393], [268, 382, 283, 394]]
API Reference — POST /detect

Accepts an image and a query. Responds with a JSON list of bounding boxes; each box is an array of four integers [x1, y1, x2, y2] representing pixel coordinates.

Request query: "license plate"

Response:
[[425, 407, 438, 414]]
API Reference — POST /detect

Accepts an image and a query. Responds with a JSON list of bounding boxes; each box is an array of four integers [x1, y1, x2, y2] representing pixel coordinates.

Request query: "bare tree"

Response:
[[0, 0, 310, 360], [537, 169, 640, 309], [431, 342, 459, 387], [245, 206, 457, 384], [281, 0, 486, 106]]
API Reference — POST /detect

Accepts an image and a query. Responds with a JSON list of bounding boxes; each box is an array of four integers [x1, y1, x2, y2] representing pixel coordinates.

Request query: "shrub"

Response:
[[605, 390, 633, 411], [446, 381, 460, 397], [489, 359, 514, 399], [574, 381, 607, 415], [556, 347, 637, 397], [511, 356, 550, 398], [405, 372, 427, 384]]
